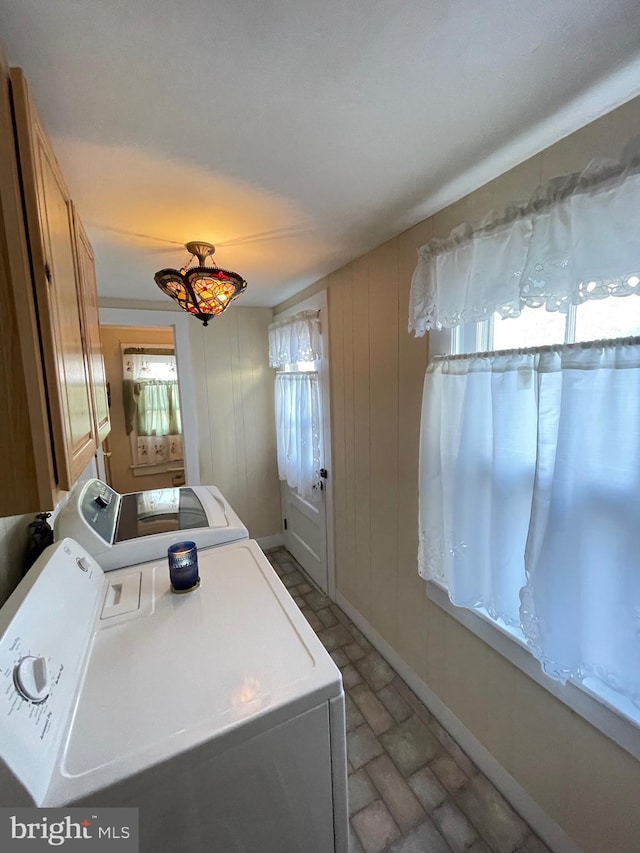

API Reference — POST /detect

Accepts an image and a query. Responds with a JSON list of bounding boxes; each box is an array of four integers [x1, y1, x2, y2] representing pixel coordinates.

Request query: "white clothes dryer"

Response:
[[0, 538, 348, 853]]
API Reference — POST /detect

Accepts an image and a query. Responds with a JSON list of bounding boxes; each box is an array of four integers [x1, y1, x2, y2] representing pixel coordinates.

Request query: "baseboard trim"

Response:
[[335, 591, 582, 853], [256, 533, 285, 550]]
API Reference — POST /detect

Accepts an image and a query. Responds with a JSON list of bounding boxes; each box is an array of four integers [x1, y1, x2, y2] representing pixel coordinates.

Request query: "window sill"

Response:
[[130, 463, 184, 478], [427, 580, 640, 762]]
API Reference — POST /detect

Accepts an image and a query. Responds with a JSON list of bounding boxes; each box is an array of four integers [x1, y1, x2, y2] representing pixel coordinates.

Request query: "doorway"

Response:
[[100, 325, 185, 494], [276, 291, 335, 596]]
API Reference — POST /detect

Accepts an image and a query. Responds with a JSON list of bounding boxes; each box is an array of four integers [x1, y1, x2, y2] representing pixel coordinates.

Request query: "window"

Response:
[[412, 150, 640, 749], [428, 303, 640, 733], [466, 289, 640, 354], [278, 358, 318, 374], [122, 347, 183, 472], [268, 310, 323, 499]]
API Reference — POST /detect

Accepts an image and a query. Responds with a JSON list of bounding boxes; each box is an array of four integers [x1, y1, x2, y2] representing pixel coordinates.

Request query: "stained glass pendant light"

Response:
[[155, 241, 247, 326]]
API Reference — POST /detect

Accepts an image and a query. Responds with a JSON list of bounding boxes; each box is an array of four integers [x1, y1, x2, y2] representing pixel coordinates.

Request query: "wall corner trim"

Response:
[[335, 590, 583, 853]]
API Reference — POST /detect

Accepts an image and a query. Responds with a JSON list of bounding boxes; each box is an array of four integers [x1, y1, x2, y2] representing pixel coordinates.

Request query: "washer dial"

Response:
[[14, 655, 50, 703]]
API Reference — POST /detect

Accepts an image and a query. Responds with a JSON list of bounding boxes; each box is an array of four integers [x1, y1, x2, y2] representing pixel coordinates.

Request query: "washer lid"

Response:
[[59, 540, 341, 797], [114, 487, 209, 542]]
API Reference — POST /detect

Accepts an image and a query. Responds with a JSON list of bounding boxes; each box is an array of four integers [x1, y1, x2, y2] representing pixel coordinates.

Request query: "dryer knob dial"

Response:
[[14, 655, 50, 703]]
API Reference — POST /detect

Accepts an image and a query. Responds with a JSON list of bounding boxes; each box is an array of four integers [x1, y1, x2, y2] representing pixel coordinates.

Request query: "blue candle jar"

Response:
[[168, 541, 200, 593]]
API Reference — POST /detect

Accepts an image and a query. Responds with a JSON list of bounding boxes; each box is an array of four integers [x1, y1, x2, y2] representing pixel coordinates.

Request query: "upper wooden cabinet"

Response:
[[0, 54, 55, 513], [0, 53, 109, 514]]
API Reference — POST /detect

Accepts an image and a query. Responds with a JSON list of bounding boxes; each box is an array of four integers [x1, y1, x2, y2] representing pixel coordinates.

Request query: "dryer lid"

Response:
[[58, 540, 341, 800]]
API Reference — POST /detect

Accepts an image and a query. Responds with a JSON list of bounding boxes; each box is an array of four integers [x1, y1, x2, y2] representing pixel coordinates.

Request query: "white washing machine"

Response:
[[0, 538, 348, 852], [55, 478, 249, 570]]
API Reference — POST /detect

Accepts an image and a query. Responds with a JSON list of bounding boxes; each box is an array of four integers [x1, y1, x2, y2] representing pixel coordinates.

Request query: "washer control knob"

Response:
[[14, 655, 50, 703], [77, 556, 92, 572], [94, 494, 109, 508]]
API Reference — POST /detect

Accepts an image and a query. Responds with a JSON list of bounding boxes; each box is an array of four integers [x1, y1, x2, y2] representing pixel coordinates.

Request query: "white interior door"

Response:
[[282, 478, 327, 591], [277, 291, 333, 595]]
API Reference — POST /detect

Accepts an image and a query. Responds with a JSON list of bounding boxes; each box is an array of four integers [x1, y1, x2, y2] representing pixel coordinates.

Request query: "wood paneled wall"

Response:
[[189, 306, 281, 540], [275, 96, 640, 852]]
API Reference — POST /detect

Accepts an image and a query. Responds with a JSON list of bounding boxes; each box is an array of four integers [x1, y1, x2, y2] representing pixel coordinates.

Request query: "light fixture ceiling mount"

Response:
[[155, 241, 247, 326]]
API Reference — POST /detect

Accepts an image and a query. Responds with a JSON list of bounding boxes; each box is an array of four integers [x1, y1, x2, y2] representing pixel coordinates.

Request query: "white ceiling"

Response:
[[2, 1, 640, 308]]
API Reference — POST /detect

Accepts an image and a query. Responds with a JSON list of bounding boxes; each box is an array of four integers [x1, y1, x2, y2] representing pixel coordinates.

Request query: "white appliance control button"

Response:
[[77, 556, 92, 572], [14, 655, 50, 703]]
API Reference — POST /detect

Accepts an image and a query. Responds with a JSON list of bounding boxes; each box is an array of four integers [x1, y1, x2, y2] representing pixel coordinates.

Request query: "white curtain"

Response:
[[134, 380, 183, 466], [275, 372, 322, 500], [122, 350, 183, 467], [419, 338, 640, 707], [268, 310, 321, 367], [409, 145, 640, 336]]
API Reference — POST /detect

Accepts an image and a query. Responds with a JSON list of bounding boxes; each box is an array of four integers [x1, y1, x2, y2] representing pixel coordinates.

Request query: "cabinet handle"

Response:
[[44, 262, 52, 283]]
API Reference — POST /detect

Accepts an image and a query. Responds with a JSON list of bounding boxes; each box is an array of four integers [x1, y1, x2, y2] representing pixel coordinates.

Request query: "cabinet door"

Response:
[[73, 210, 111, 443], [11, 69, 96, 491], [0, 48, 57, 514]]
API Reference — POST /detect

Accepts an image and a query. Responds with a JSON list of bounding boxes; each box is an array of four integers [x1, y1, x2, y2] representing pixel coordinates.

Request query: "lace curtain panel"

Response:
[[134, 382, 183, 465], [274, 372, 322, 500], [268, 309, 321, 367], [122, 350, 183, 467], [409, 144, 640, 336], [419, 338, 640, 707]]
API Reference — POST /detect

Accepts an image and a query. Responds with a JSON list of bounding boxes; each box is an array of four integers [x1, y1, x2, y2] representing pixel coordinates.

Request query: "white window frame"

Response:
[[276, 359, 319, 375], [453, 298, 637, 356], [427, 313, 640, 762]]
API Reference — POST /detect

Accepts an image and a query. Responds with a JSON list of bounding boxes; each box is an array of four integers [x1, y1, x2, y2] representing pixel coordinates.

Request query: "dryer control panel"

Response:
[[0, 539, 104, 805]]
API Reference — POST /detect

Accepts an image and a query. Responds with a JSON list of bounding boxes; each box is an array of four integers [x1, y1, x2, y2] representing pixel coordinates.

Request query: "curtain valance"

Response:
[[268, 309, 321, 367], [409, 142, 640, 336]]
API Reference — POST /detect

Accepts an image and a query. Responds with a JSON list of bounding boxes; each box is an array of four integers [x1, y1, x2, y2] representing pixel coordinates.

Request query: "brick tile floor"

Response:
[[265, 547, 551, 853]]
